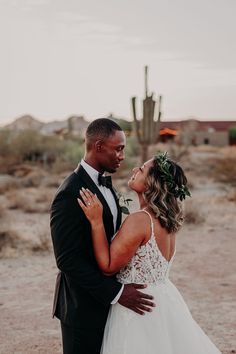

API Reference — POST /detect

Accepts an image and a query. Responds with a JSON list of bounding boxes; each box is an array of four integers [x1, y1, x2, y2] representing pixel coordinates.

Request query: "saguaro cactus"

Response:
[[132, 66, 162, 163]]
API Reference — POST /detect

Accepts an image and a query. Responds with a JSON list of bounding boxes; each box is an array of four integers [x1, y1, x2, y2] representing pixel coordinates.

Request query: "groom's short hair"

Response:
[[85, 118, 122, 148]]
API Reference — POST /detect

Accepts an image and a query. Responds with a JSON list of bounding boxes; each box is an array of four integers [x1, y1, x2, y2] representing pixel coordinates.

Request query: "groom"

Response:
[[50, 118, 155, 354]]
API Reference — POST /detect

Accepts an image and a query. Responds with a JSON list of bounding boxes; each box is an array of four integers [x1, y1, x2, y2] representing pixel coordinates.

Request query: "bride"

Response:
[[78, 152, 222, 354]]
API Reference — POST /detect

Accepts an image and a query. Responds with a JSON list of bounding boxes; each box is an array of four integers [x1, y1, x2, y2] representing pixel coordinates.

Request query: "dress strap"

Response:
[[138, 209, 154, 236]]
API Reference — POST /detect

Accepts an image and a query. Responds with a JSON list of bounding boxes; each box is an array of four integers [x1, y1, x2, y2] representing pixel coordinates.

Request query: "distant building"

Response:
[[160, 119, 236, 146]]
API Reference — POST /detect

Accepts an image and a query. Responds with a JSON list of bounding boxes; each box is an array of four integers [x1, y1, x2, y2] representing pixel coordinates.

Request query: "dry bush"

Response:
[[0, 156, 19, 174], [8, 163, 36, 177], [50, 159, 74, 174], [0, 222, 51, 257], [0, 204, 5, 218], [194, 145, 220, 153], [227, 190, 236, 202], [21, 170, 47, 188], [184, 201, 205, 224], [0, 175, 20, 194], [36, 203, 51, 214], [34, 188, 53, 213], [6, 191, 31, 210], [6, 190, 50, 213], [22, 174, 44, 188], [35, 188, 54, 204], [31, 230, 51, 253], [220, 146, 236, 158], [41, 175, 60, 188], [185, 176, 195, 190], [210, 157, 236, 186], [0, 228, 22, 257], [168, 144, 189, 161], [23, 204, 49, 214]]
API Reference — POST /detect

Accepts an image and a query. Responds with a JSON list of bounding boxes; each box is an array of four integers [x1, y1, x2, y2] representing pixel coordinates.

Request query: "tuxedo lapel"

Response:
[[74, 165, 115, 237], [110, 187, 122, 232]]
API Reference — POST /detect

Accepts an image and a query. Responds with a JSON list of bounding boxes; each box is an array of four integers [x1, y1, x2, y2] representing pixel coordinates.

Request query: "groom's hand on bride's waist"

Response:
[[118, 284, 156, 315]]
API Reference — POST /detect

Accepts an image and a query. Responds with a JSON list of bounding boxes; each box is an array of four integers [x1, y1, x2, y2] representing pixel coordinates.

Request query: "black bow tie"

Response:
[[98, 174, 113, 189]]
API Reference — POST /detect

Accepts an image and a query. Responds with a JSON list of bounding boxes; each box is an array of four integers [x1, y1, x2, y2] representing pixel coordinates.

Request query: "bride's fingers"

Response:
[[80, 190, 97, 208], [85, 189, 95, 198], [77, 198, 86, 209], [80, 189, 87, 197], [80, 189, 91, 201], [79, 193, 90, 207], [86, 190, 98, 204], [82, 188, 95, 202], [78, 198, 93, 212], [80, 189, 101, 208]]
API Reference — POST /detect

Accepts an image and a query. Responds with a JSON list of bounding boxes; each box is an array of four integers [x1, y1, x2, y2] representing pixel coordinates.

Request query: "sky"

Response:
[[0, 0, 236, 125]]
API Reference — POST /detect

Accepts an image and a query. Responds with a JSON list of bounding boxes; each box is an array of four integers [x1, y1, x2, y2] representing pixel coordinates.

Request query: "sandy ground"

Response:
[[0, 148, 236, 354]]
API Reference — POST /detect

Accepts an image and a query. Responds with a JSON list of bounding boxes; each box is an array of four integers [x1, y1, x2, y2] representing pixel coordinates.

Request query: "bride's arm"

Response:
[[78, 188, 146, 275]]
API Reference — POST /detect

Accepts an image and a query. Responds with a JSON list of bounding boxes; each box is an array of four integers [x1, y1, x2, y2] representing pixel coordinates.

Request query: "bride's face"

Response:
[[128, 159, 153, 193]]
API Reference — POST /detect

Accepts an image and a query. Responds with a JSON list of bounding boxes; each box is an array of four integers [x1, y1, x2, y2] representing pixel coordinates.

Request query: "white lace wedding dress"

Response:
[[101, 210, 222, 354]]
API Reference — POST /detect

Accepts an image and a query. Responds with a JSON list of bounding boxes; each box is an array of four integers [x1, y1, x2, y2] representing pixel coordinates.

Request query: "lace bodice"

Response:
[[116, 210, 175, 285]]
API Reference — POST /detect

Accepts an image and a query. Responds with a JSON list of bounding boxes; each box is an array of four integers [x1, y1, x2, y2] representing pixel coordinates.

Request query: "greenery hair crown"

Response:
[[154, 152, 191, 201]]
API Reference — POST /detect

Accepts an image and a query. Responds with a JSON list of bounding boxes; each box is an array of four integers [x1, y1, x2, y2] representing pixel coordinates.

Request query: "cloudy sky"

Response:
[[0, 0, 236, 124]]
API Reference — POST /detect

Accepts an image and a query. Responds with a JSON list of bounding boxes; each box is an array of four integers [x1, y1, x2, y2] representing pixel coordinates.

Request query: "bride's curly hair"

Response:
[[143, 156, 188, 233]]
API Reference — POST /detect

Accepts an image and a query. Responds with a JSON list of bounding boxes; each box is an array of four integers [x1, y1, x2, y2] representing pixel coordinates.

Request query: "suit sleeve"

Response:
[[50, 191, 122, 306]]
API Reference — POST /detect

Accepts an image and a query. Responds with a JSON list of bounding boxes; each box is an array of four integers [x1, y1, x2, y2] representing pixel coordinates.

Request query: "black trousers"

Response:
[[61, 322, 104, 354]]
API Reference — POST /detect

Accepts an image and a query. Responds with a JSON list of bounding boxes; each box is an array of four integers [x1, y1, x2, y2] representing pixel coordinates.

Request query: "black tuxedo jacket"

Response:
[[50, 165, 122, 329]]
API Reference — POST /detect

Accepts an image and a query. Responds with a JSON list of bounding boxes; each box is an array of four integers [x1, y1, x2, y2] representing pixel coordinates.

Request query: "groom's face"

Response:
[[98, 130, 126, 173]]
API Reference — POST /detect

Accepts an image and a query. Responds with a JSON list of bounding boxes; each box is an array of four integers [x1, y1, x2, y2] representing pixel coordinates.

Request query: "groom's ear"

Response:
[[95, 140, 103, 152]]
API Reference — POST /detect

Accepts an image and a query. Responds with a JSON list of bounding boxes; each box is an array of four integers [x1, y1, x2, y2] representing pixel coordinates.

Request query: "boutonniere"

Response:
[[117, 192, 133, 215]]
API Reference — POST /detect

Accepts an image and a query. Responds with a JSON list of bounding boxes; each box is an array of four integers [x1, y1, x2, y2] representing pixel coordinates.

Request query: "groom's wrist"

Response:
[[111, 284, 124, 304]]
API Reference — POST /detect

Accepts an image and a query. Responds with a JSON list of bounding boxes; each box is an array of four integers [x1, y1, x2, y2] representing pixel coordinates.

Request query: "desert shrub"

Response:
[[41, 175, 60, 188], [125, 137, 140, 158], [0, 175, 20, 194], [6, 191, 29, 210], [34, 189, 53, 213], [50, 158, 76, 174], [184, 201, 205, 224], [35, 188, 54, 203], [6, 190, 50, 213], [12, 131, 42, 160], [0, 204, 5, 218], [0, 156, 19, 174], [31, 230, 51, 252], [20, 168, 50, 188], [62, 139, 84, 166], [0, 221, 51, 257], [0, 130, 84, 172], [0, 131, 13, 160], [229, 126, 236, 145], [168, 144, 189, 161], [227, 190, 236, 202], [186, 178, 195, 190], [22, 174, 43, 188], [210, 157, 236, 186], [0, 228, 22, 257]]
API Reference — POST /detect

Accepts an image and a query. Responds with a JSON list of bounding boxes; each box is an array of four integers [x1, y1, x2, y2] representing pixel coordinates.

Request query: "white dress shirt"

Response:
[[79, 159, 124, 304]]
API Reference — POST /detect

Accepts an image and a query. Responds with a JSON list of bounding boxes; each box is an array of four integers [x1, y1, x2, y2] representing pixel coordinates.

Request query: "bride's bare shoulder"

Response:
[[123, 210, 150, 222], [113, 211, 150, 246], [121, 211, 151, 234]]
